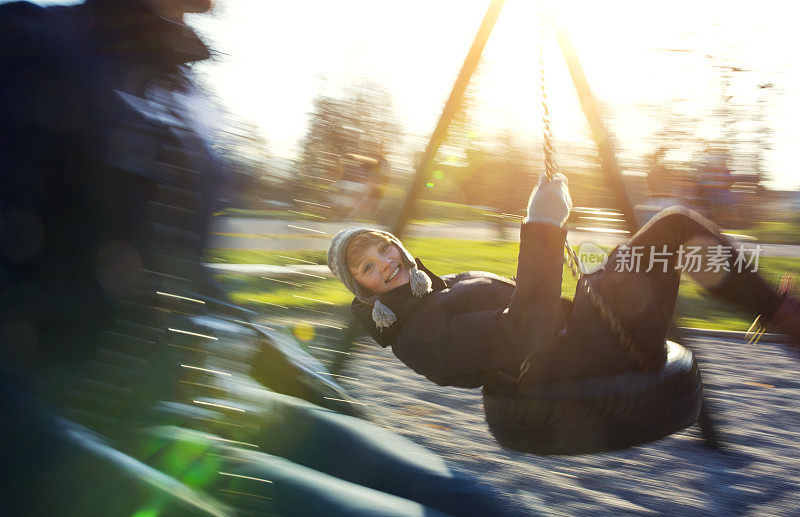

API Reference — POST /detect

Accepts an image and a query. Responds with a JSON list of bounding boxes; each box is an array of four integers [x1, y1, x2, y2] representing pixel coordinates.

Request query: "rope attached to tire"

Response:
[[484, 17, 702, 456], [516, 19, 648, 384], [517, 278, 649, 382]]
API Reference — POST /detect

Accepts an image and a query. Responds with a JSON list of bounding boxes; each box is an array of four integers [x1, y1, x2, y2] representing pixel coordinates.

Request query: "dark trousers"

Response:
[[524, 206, 780, 384]]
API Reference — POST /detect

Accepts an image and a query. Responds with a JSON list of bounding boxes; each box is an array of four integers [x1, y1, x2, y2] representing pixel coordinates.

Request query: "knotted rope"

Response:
[[516, 18, 649, 384]]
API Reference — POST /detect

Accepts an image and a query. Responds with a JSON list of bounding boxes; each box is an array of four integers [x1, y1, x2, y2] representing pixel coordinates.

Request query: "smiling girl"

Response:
[[327, 175, 800, 389]]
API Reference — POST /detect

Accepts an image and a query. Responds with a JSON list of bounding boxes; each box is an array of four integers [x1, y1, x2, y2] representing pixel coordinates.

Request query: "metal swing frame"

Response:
[[385, 0, 648, 370], [332, 2, 721, 450], [384, 0, 720, 449]]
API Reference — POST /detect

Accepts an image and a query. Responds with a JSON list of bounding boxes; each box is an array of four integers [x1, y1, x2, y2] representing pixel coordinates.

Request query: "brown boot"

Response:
[[769, 273, 800, 346]]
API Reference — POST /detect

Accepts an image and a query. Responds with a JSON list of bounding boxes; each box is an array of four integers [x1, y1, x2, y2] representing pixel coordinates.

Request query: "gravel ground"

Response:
[[341, 337, 800, 516]]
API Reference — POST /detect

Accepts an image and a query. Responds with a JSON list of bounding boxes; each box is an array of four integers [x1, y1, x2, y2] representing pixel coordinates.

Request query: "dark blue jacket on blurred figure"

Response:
[[0, 2, 230, 513], [0, 0, 225, 397]]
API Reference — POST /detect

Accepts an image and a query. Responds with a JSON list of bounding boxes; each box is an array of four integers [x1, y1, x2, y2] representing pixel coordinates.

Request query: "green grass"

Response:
[[207, 239, 800, 332], [206, 249, 326, 265], [737, 221, 800, 245], [222, 275, 353, 310]]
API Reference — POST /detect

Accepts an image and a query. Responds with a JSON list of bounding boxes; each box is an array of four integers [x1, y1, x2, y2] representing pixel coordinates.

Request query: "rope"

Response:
[[516, 17, 649, 384], [584, 280, 649, 368], [539, 17, 583, 278], [539, 16, 559, 180]]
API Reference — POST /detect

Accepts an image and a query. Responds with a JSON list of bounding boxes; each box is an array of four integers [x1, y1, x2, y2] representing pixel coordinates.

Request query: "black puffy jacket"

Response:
[[353, 222, 573, 387]]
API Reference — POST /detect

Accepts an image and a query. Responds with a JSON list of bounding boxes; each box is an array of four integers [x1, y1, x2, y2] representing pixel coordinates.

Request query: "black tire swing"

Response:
[[480, 15, 703, 455], [483, 341, 703, 455]]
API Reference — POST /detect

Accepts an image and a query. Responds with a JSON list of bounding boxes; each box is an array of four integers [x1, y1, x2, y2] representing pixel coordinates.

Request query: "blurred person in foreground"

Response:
[[0, 0, 219, 397], [0, 5, 524, 517], [0, 0, 222, 510], [328, 175, 800, 388]]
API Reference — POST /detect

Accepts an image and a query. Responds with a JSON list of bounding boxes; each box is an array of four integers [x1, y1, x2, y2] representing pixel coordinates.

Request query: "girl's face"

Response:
[[350, 241, 410, 295]]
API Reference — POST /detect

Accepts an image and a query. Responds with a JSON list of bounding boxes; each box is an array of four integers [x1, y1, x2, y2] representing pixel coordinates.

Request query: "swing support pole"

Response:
[[553, 21, 639, 234], [390, 0, 506, 239], [553, 20, 724, 447]]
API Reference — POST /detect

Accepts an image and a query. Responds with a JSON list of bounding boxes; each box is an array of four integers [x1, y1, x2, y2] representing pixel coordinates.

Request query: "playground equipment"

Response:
[[385, 0, 705, 455]]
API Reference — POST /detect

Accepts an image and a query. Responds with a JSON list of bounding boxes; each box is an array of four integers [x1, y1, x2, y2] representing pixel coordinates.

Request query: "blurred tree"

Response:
[[300, 82, 400, 178], [461, 131, 537, 214], [215, 119, 284, 208], [297, 81, 402, 212], [424, 63, 483, 206]]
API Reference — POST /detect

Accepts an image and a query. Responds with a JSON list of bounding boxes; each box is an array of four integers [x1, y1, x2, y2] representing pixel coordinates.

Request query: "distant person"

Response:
[[343, 154, 389, 220], [698, 147, 733, 222], [327, 175, 800, 388]]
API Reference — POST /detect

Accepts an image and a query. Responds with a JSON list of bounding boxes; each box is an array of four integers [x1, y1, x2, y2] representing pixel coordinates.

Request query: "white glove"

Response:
[[523, 173, 572, 227]]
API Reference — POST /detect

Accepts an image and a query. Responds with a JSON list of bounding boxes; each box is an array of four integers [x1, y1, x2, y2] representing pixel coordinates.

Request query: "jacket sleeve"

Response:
[[509, 221, 567, 312], [397, 222, 568, 380]]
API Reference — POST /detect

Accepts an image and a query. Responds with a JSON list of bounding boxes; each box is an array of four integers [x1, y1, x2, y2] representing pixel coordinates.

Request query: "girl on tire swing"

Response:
[[327, 174, 800, 388]]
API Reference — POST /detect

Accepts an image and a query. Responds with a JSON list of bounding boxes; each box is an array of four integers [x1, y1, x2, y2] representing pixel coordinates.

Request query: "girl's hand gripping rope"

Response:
[[524, 173, 572, 227]]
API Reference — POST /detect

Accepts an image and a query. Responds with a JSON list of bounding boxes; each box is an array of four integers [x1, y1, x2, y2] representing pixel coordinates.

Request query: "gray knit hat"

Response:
[[327, 227, 432, 329]]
